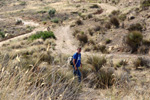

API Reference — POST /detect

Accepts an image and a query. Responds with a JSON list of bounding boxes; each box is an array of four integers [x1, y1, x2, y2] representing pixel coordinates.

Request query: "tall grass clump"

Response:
[[87, 56, 106, 72], [29, 31, 56, 40], [0, 52, 81, 100], [86, 56, 115, 88], [125, 31, 143, 53]]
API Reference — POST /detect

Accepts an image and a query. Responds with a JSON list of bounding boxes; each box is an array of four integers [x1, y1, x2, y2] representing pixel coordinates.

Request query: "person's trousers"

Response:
[[72, 65, 81, 82]]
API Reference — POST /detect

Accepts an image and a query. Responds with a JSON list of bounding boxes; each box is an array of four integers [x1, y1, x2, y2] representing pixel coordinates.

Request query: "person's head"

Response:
[[77, 47, 81, 53]]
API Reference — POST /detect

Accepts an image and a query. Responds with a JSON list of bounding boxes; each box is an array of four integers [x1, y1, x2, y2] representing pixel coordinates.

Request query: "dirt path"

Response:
[[54, 25, 78, 54], [98, 3, 118, 15], [0, 18, 46, 46]]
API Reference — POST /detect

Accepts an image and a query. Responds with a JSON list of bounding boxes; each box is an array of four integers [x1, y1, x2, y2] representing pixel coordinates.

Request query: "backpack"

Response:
[[70, 53, 78, 65]]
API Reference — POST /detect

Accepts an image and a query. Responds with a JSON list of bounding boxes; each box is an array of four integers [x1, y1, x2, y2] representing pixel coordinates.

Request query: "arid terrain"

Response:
[[1, 0, 150, 100]]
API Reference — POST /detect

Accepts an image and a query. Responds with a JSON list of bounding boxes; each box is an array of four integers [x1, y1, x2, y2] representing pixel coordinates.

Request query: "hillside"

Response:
[[1, 0, 150, 100]]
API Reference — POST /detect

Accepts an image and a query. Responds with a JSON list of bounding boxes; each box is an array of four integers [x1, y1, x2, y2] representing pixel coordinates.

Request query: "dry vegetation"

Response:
[[1, 0, 150, 99]]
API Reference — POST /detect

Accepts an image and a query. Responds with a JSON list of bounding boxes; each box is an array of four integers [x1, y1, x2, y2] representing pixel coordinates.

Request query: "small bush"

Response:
[[77, 33, 88, 44], [87, 14, 93, 19], [90, 4, 99, 8], [16, 20, 22, 25], [87, 56, 106, 72], [51, 18, 59, 23], [105, 39, 111, 44], [126, 31, 143, 52], [134, 57, 150, 69], [111, 10, 120, 16], [29, 31, 56, 40], [105, 22, 111, 29], [110, 17, 120, 28], [88, 29, 94, 36], [73, 29, 80, 37], [76, 19, 83, 25], [128, 23, 143, 32], [115, 60, 128, 68], [48, 8, 56, 17], [0, 31, 5, 38], [93, 25, 101, 31], [119, 14, 127, 21], [88, 39, 95, 45]]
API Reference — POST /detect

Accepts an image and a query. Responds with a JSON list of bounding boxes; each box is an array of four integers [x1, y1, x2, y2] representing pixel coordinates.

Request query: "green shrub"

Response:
[[126, 31, 143, 52], [48, 8, 56, 17], [29, 31, 56, 40], [0, 31, 5, 38], [87, 56, 106, 72], [51, 18, 59, 23], [128, 23, 143, 32], [110, 17, 120, 28]]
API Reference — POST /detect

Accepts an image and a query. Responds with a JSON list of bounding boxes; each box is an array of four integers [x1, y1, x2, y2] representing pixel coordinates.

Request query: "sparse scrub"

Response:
[[110, 17, 120, 28], [125, 31, 143, 53], [29, 31, 56, 40], [128, 23, 143, 32], [20, 1, 26, 5], [93, 44, 107, 53]]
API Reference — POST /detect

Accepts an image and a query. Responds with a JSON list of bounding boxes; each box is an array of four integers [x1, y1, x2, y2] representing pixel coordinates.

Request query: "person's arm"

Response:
[[73, 59, 77, 70]]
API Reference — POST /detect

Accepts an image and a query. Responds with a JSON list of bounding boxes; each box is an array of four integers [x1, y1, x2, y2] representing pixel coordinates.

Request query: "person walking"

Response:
[[72, 47, 82, 82]]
